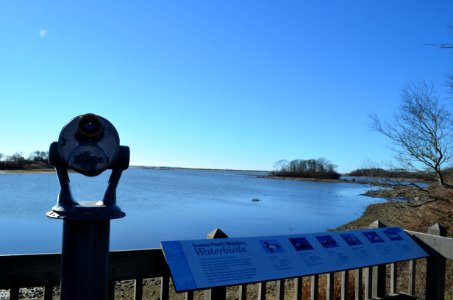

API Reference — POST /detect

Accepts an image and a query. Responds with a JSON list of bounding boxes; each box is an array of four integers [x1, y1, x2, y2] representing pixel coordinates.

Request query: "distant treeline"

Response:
[[347, 168, 436, 181], [0, 151, 51, 170], [271, 158, 341, 180]]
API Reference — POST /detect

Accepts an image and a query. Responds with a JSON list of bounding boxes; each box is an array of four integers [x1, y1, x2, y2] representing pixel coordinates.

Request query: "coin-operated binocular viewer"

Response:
[[47, 113, 129, 300]]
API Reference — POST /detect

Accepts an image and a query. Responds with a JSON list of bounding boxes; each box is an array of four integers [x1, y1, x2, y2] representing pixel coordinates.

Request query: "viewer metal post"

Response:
[[47, 114, 129, 300]]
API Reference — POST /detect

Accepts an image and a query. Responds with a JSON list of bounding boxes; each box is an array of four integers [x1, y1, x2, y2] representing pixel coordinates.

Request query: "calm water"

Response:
[[0, 168, 381, 254]]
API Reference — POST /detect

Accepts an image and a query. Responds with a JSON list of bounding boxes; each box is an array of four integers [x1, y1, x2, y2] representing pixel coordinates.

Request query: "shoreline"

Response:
[[0, 168, 54, 174]]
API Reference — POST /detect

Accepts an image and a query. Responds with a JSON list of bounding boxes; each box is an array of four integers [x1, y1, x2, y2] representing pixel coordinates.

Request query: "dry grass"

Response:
[[112, 274, 359, 300], [338, 183, 453, 299]]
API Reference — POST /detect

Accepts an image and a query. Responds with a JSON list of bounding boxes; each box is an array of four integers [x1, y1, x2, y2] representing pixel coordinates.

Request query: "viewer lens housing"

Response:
[[77, 114, 103, 139]]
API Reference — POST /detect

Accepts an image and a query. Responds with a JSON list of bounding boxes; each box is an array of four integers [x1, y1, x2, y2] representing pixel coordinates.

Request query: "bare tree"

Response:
[[28, 150, 48, 162], [8, 152, 25, 162], [273, 159, 289, 172], [371, 82, 453, 188]]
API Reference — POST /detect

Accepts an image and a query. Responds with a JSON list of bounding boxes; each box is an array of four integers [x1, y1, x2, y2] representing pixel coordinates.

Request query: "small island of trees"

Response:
[[271, 158, 341, 180]]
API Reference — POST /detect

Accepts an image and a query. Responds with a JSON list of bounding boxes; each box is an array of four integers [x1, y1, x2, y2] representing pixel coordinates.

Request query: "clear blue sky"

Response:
[[1, 1, 452, 173]]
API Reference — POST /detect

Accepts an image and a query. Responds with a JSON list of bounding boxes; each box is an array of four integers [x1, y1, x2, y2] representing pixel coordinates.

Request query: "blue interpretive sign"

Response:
[[161, 227, 427, 292]]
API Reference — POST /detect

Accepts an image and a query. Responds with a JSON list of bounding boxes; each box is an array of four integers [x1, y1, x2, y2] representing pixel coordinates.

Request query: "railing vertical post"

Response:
[[355, 268, 363, 300], [390, 263, 397, 295], [44, 286, 53, 300], [369, 221, 386, 299], [134, 278, 143, 300], [9, 288, 19, 300], [108, 282, 115, 300], [408, 260, 416, 295], [341, 271, 348, 300], [258, 281, 267, 300], [371, 264, 386, 298], [425, 223, 446, 300], [276, 279, 285, 300], [238, 284, 248, 300], [204, 229, 228, 300], [364, 267, 372, 300], [185, 291, 194, 300], [310, 275, 319, 300], [160, 276, 170, 300], [294, 277, 303, 300], [326, 273, 334, 300]]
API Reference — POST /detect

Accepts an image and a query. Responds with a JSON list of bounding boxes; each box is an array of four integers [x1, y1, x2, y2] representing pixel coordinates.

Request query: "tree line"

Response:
[[271, 158, 341, 180], [347, 168, 435, 181], [0, 151, 51, 170]]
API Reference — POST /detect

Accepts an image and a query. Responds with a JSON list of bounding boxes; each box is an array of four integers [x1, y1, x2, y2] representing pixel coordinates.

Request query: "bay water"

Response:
[[0, 168, 381, 254]]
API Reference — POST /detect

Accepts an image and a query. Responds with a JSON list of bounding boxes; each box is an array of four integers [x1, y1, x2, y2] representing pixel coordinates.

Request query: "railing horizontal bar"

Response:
[[406, 230, 453, 259], [0, 253, 60, 288], [0, 248, 170, 289], [109, 249, 170, 280]]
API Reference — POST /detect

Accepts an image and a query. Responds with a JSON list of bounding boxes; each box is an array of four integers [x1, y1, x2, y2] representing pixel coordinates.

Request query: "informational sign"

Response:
[[161, 227, 427, 292]]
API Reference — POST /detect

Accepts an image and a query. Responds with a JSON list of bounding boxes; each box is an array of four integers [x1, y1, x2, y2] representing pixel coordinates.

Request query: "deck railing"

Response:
[[0, 221, 451, 300]]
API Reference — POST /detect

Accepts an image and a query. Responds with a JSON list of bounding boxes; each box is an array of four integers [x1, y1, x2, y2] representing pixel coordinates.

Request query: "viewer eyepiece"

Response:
[[77, 113, 103, 140]]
